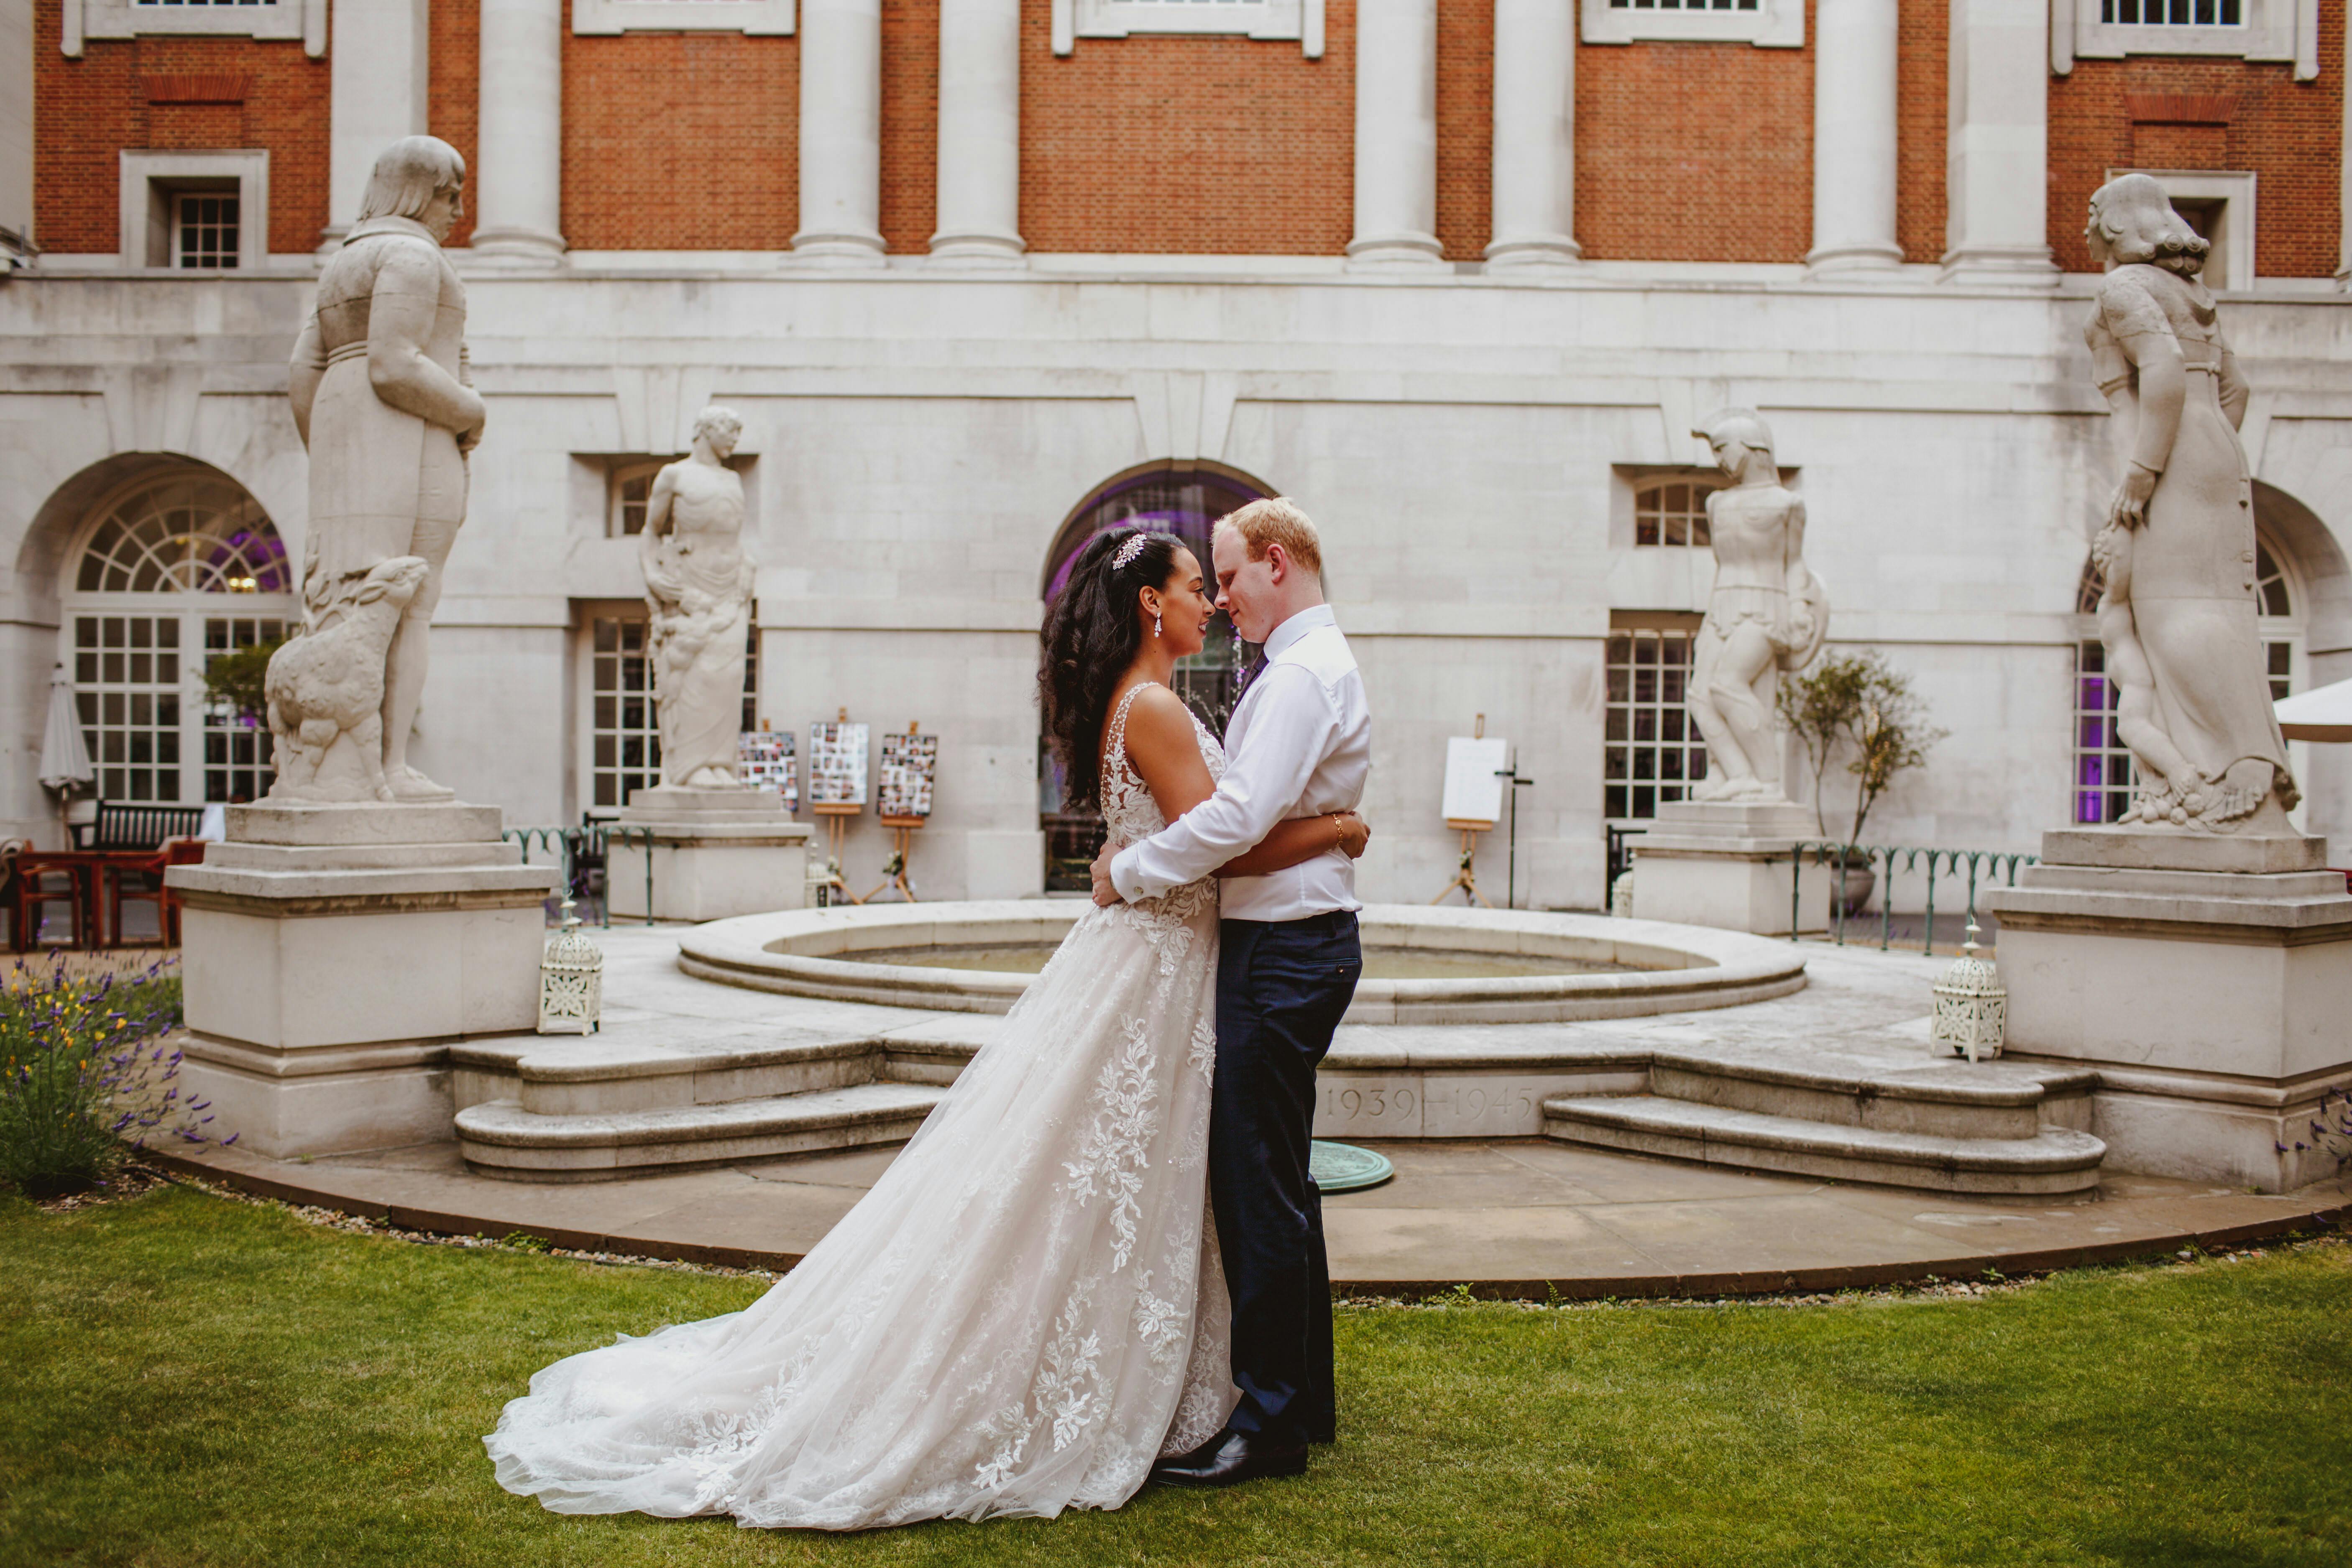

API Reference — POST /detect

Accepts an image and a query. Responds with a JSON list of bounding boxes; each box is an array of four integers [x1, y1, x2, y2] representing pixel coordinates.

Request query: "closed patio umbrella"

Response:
[[38, 662, 91, 793], [2275, 678, 2352, 744]]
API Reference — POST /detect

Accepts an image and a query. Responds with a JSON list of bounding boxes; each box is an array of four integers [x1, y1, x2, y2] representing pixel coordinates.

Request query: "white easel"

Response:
[[1432, 715, 1507, 908]]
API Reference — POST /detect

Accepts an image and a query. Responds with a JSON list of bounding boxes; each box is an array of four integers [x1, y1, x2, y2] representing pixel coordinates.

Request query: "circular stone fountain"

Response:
[[677, 901, 1805, 1026]]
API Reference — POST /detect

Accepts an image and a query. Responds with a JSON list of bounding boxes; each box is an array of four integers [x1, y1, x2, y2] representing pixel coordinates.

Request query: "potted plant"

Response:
[[1777, 652, 1946, 916]]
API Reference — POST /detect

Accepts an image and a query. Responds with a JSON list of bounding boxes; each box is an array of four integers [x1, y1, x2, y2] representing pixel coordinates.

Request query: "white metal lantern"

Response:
[[1930, 920, 2006, 1062], [537, 898, 603, 1035]]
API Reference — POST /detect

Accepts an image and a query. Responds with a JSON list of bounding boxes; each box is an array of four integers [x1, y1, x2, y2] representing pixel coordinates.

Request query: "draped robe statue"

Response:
[[273, 136, 485, 803], [2083, 174, 2296, 833], [640, 407, 756, 790]]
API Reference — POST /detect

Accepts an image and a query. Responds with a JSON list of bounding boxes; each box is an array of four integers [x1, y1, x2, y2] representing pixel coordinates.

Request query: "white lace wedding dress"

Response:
[[486, 683, 1235, 1530]]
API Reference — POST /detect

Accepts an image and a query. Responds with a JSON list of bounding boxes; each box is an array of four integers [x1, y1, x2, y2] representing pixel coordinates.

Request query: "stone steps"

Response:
[[455, 1082, 945, 1182], [1542, 1093, 2107, 1196], [1646, 1049, 2099, 1142]]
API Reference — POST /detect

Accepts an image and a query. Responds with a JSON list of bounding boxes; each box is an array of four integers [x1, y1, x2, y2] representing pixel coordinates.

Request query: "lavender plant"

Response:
[[0, 957, 222, 1198], [2286, 1087, 2352, 1174]]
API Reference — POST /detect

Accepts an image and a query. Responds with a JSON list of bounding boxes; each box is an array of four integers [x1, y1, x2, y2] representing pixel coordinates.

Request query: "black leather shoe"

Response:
[[1148, 1428, 1308, 1489]]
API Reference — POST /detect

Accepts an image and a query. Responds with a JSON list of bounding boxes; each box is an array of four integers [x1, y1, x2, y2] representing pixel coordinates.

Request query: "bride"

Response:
[[485, 528, 1369, 1530]]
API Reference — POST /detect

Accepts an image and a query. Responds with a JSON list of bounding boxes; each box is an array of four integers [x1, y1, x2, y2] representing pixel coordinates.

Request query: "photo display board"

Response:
[[808, 721, 870, 808], [737, 730, 798, 811], [879, 732, 938, 819], [1442, 736, 1510, 825]]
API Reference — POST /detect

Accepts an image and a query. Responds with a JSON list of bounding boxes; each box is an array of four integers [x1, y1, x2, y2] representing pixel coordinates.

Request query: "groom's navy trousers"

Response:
[[1211, 909, 1362, 1448]]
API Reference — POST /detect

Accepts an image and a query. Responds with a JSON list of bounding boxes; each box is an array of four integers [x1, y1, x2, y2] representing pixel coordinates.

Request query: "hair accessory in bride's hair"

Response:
[[1110, 532, 1148, 572]]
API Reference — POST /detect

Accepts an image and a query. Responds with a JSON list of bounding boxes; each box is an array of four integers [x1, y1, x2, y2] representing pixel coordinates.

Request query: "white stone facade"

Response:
[[6, 262, 2350, 908]]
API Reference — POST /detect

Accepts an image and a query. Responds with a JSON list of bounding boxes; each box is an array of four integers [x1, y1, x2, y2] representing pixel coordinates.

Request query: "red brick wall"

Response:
[[1017, 0, 1355, 255], [881, 0, 940, 252], [32, 2, 330, 255], [1575, 19, 1817, 263], [1435, 0, 1493, 260], [2048, 22, 2344, 278], [1896, 0, 1947, 263], [428, 0, 480, 247], [560, 32, 798, 250]]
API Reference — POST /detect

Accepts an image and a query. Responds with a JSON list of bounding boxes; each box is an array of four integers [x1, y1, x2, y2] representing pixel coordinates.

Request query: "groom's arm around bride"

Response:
[[1090, 498, 1373, 1488]]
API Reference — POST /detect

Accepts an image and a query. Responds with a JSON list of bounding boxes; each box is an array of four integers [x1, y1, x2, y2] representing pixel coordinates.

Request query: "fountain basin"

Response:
[[677, 901, 1807, 1026]]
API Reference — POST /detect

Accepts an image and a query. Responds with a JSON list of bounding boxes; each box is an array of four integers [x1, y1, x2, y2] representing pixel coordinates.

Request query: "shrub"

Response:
[[1777, 651, 1948, 847], [0, 959, 220, 1199]]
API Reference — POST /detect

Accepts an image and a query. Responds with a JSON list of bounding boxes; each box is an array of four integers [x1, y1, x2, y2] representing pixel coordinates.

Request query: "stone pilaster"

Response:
[[794, 0, 887, 266], [321, 0, 432, 256], [1807, 0, 1903, 276], [1940, 0, 2058, 284], [1485, 0, 1579, 270], [1346, 0, 1443, 270], [930, 0, 1026, 267], [470, 0, 567, 269]]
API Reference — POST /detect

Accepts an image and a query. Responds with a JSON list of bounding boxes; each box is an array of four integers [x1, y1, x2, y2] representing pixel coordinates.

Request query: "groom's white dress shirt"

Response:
[[1110, 603, 1371, 921]]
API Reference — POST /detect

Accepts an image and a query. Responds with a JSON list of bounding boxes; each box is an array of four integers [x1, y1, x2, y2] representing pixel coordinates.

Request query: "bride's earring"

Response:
[[1153, 608, 1163, 638]]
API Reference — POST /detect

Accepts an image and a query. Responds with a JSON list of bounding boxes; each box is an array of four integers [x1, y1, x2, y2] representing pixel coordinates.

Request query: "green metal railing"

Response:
[[1787, 841, 2038, 956], [501, 823, 657, 927]]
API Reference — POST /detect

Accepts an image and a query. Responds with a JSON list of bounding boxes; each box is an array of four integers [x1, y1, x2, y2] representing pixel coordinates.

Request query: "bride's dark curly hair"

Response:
[[1039, 529, 1189, 810]]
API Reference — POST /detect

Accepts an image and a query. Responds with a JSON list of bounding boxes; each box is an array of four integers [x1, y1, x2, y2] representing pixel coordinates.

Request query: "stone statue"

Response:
[[2083, 173, 2296, 833], [274, 136, 484, 804], [1686, 409, 1830, 803], [641, 407, 755, 789]]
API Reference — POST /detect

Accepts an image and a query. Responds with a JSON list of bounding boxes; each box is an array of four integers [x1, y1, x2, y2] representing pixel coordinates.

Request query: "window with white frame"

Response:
[[62, 0, 325, 55], [580, 611, 759, 814], [118, 150, 268, 271], [607, 461, 665, 538], [1583, 0, 1801, 47], [2055, 0, 2319, 79], [1605, 615, 1708, 825], [2071, 540, 2299, 824], [1052, 0, 1323, 54], [571, 0, 795, 36], [66, 469, 296, 805], [1633, 476, 1718, 549]]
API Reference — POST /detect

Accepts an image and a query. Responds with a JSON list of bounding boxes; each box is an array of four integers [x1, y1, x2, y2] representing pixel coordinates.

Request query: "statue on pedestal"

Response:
[[2083, 173, 2296, 833], [1687, 409, 1830, 803], [273, 136, 484, 803], [640, 407, 755, 790]]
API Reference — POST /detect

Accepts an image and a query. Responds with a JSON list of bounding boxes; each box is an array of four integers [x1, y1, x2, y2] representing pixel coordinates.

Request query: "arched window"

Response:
[[2072, 537, 2301, 824], [1037, 461, 1274, 889], [63, 469, 297, 805]]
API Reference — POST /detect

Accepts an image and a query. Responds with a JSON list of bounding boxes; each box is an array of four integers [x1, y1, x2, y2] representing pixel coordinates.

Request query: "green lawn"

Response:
[[3, 1182, 2347, 1568]]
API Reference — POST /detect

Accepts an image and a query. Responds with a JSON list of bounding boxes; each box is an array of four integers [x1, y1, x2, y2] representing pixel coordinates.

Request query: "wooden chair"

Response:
[[103, 836, 209, 948], [10, 850, 96, 952]]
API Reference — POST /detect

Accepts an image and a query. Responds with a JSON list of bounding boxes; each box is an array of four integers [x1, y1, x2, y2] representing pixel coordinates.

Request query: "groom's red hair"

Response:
[[1215, 498, 1323, 577]]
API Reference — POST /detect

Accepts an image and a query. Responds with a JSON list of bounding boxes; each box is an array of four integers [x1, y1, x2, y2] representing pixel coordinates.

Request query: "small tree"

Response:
[[199, 637, 286, 726], [1777, 651, 1946, 847]]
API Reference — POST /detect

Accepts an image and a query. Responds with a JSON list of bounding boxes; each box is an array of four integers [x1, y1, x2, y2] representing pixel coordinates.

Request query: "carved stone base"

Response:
[[165, 801, 561, 1158], [1983, 827, 2352, 1192], [608, 785, 813, 923], [1627, 801, 1830, 937]]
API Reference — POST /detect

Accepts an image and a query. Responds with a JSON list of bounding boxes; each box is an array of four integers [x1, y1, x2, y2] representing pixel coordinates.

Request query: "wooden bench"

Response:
[[71, 803, 209, 853]]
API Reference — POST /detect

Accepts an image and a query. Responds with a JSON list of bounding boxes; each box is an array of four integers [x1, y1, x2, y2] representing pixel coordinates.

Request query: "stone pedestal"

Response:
[[165, 802, 561, 1158], [1629, 801, 1830, 937], [608, 785, 812, 923], [1983, 828, 2352, 1192]]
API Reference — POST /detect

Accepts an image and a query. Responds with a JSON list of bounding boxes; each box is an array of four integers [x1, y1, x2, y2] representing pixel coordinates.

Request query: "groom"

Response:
[[1091, 497, 1372, 1487]]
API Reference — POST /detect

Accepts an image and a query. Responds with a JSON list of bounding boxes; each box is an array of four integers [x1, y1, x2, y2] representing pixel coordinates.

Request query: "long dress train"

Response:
[[485, 683, 1233, 1529]]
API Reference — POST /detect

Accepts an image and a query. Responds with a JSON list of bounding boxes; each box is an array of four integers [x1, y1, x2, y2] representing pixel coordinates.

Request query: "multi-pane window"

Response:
[[174, 193, 239, 269], [2073, 540, 2295, 824], [202, 616, 285, 803], [1605, 619, 1707, 822], [608, 462, 662, 537], [74, 617, 184, 803], [67, 472, 294, 806], [589, 617, 660, 811], [1634, 478, 1715, 548], [585, 615, 758, 812], [1608, 0, 1758, 9], [2101, 0, 2241, 22]]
